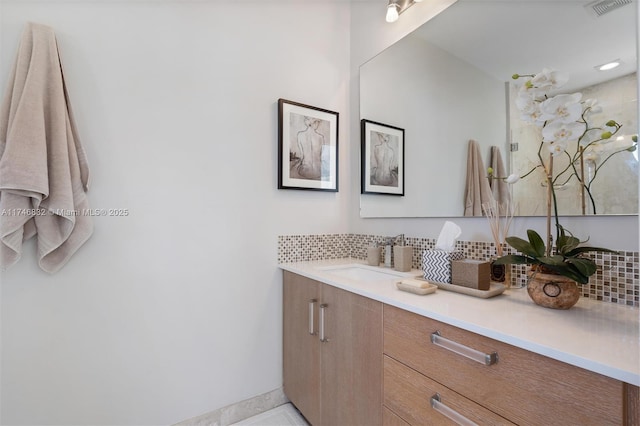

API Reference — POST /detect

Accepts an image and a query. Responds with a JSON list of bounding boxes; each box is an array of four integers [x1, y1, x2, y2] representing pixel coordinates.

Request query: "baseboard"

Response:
[[174, 387, 289, 426]]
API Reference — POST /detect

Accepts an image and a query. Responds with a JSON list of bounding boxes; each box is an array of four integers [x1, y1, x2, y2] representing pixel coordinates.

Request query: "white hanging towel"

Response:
[[0, 22, 92, 273], [463, 139, 491, 216]]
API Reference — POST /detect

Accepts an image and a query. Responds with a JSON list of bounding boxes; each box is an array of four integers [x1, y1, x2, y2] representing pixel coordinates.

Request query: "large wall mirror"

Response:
[[360, 0, 638, 218]]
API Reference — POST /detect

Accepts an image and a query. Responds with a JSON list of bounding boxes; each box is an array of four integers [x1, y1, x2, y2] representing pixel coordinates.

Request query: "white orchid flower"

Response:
[[515, 91, 535, 111], [515, 92, 546, 125], [542, 120, 586, 144], [546, 140, 569, 156], [583, 98, 603, 116], [583, 136, 635, 164], [539, 93, 583, 123], [505, 174, 520, 184], [531, 68, 569, 92], [520, 84, 547, 101], [602, 135, 636, 151], [517, 78, 547, 101]]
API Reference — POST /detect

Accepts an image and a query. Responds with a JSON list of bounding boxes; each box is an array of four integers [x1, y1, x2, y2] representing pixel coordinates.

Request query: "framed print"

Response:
[[278, 99, 339, 192], [361, 119, 404, 195]]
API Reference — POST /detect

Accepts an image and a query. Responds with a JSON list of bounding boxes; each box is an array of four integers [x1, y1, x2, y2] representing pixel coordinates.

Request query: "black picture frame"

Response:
[[361, 119, 404, 195], [278, 99, 339, 192]]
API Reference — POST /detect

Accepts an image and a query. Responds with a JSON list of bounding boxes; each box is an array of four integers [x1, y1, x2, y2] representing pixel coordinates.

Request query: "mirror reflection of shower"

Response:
[[510, 73, 638, 216]]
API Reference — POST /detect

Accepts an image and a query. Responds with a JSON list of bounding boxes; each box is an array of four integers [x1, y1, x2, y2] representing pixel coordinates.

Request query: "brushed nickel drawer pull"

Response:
[[308, 299, 317, 335], [431, 331, 498, 366], [319, 304, 329, 342], [431, 393, 478, 426]]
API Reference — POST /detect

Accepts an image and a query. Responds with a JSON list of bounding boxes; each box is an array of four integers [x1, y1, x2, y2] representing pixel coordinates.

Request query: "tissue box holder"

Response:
[[422, 249, 464, 283]]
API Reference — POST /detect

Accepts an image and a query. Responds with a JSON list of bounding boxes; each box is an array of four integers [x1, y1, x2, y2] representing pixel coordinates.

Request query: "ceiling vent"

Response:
[[584, 0, 633, 17]]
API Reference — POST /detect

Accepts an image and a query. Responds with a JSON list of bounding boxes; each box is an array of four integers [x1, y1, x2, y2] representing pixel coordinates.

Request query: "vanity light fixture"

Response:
[[385, 0, 420, 23], [386, 1, 400, 22], [596, 59, 621, 71]]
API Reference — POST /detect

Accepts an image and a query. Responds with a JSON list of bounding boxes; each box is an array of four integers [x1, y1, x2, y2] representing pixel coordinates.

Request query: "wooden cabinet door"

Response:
[[283, 272, 321, 425], [320, 284, 383, 426]]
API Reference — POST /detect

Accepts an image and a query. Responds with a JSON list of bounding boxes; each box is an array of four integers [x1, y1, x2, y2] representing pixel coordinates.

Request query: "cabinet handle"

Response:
[[319, 304, 329, 343], [308, 299, 317, 335], [431, 331, 498, 366], [430, 393, 478, 426]]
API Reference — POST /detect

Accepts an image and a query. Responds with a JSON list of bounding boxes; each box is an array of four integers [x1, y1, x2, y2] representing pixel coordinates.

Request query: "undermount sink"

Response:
[[318, 264, 417, 281]]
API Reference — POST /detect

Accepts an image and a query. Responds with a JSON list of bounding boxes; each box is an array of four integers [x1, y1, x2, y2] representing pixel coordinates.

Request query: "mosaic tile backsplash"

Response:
[[277, 234, 639, 307]]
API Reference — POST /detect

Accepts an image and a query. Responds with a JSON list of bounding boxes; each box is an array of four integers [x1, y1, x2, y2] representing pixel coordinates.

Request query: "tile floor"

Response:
[[232, 403, 308, 426]]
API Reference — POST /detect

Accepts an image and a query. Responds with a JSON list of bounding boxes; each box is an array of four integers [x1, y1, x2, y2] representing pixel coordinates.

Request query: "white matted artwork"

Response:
[[278, 99, 339, 192], [361, 119, 404, 195]]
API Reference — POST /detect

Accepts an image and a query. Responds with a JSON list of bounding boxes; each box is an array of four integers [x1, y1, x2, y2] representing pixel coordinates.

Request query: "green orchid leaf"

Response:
[[526, 229, 546, 257], [540, 264, 590, 284], [557, 235, 580, 254], [492, 255, 536, 265], [539, 255, 565, 266], [565, 246, 618, 256], [564, 265, 590, 284], [501, 226, 614, 284], [566, 258, 597, 277], [504, 236, 540, 258]]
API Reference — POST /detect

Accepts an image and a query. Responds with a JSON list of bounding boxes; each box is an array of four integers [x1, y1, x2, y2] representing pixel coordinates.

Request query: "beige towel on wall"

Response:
[[0, 22, 92, 273], [489, 146, 511, 208], [463, 139, 491, 216]]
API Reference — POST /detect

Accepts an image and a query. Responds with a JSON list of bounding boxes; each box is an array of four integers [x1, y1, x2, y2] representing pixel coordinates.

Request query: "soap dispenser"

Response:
[[393, 235, 413, 272], [367, 245, 382, 266]]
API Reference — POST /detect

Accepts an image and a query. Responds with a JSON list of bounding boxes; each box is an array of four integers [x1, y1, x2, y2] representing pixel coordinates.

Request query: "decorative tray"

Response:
[[431, 280, 506, 298]]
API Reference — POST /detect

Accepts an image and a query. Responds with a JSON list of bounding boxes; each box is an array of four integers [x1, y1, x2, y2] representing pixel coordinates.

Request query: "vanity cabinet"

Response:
[[383, 304, 630, 425], [283, 271, 382, 426]]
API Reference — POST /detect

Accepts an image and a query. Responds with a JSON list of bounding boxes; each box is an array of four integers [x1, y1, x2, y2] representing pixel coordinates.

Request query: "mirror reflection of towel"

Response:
[[463, 139, 491, 216], [489, 146, 511, 210], [0, 22, 92, 273]]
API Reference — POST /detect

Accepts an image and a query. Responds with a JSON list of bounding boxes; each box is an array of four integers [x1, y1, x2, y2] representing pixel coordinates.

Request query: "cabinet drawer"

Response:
[[383, 304, 623, 425], [384, 355, 514, 425], [383, 407, 410, 426]]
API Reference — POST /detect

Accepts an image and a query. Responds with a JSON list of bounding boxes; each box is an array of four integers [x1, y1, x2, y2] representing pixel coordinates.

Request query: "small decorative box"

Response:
[[452, 259, 491, 290], [422, 249, 464, 283]]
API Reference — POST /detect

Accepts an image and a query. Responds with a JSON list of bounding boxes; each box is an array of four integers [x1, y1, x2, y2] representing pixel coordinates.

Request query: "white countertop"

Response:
[[279, 258, 640, 386]]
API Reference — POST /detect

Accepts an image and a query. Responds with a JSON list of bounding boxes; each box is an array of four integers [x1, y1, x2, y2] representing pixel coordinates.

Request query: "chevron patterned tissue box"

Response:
[[422, 249, 464, 283]]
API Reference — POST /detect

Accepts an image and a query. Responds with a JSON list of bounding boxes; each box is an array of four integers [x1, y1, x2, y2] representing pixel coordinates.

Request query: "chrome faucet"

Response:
[[379, 234, 405, 268]]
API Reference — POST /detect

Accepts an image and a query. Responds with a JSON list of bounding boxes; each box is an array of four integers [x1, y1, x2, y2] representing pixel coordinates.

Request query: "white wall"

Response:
[[349, 1, 640, 252], [0, 1, 350, 425]]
